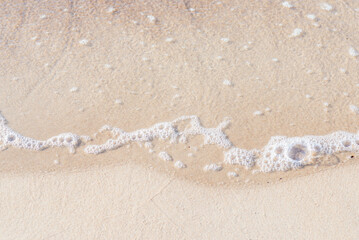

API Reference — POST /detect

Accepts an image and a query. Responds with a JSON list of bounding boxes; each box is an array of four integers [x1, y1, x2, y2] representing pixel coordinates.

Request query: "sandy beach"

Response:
[[0, 0, 359, 239]]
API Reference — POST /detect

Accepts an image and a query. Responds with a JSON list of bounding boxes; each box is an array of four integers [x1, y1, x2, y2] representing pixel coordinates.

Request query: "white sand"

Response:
[[1, 0, 359, 238], [1, 163, 358, 239]]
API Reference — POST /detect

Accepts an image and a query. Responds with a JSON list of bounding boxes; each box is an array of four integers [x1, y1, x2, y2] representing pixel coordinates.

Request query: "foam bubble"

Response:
[[79, 39, 90, 46], [255, 131, 359, 172], [159, 151, 173, 161], [174, 160, 186, 169], [84, 115, 232, 155], [106, 7, 116, 13], [224, 148, 256, 168], [147, 15, 156, 23], [220, 38, 230, 43], [320, 3, 333, 11], [70, 87, 79, 92], [203, 163, 223, 172], [223, 79, 233, 86], [306, 14, 317, 21], [227, 172, 239, 178], [253, 111, 264, 116], [0, 112, 89, 153], [1, 111, 358, 173], [349, 47, 359, 57], [282, 1, 294, 9], [290, 28, 304, 38], [165, 37, 175, 43]]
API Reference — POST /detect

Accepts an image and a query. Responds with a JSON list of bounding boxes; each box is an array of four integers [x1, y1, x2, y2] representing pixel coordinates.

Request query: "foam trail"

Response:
[[84, 115, 232, 154], [84, 116, 359, 172], [0, 111, 89, 153], [1, 111, 358, 172], [253, 131, 359, 172]]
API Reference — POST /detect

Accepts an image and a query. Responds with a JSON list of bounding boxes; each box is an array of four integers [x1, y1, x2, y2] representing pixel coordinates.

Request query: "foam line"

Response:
[[0, 112, 90, 153], [1, 111, 358, 172]]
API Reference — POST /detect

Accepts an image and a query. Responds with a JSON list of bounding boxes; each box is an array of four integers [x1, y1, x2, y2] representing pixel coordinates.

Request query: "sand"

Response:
[[1, 0, 359, 239], [1, 162, 358, 239]]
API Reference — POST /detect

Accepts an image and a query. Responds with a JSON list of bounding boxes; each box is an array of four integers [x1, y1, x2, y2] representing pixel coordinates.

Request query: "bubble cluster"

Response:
[[0, 112, 89, 153], [256, 131, 359, 172], [203, 163, 223, 172], [224, 131, 359, 172], [159, 151, 173, 161], [174, 160, 186, 169], [84, 121, 180, 154], [224, 148, 256, 168], [174, 116, 232, 148], [320, 3, 333, 12], [1, 111, 358, 173], [282, 1, 294, 9], [85, 116, 232, 155]]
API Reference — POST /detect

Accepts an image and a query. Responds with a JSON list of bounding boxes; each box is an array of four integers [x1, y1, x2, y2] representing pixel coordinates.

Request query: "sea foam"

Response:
[[0, 112, 89, 153], [1, 112, 358, 172]]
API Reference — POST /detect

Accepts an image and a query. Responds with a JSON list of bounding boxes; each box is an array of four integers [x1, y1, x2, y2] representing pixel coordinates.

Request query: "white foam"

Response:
[[227, 171, 239, 178], [323, 102, 330, 107], [79, 39, 89, 46], [220, 38, 230, 43], [256, 131, 359, 172], [104, 64, 112, 69], [114, 99, 123, 105], [106, 7, 116, 13], [1, 112, 359, 173], [223, 79, 233, 86], [84, 116, 232, 155], [253, 111, 264, 116], [339, 68, 347, 74], [226, 132, 359, 172], [349, 47, 359, 57], [147, 15, 156, 23], [0, 112, 89, 153], [70, 87, 79, 92], [306, 14, 317, 21], [320, 3, 333, 11], [159, 151, 173, 161], [290, 28, 304, 38], [224, 148, 256, 168], [174, 160, 186, 169], [203, 163, 223, 172], [165, 37, 175, 43], [282, 1, 294, 9]]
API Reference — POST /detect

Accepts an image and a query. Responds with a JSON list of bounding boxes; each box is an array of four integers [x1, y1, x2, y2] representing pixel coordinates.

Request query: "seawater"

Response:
[[1, 111, 358, 172]]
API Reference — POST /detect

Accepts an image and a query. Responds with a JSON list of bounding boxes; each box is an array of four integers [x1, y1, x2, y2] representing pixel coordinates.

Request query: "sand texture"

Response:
[[0, 0, 359, 239]]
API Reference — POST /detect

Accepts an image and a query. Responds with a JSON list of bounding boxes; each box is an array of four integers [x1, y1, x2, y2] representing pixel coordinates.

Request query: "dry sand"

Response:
[[0, 0, 359, 239]]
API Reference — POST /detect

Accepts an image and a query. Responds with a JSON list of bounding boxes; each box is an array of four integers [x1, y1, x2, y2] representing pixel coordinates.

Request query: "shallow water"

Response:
[[1, 0, 359, 184]]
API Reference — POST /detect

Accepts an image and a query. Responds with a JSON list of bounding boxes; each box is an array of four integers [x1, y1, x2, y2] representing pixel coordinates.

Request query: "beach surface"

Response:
[[0, 0, 359, 238]]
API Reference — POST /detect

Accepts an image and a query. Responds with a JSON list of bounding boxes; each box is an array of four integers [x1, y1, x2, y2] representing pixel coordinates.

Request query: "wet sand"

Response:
[[1, 0, 359, 239]]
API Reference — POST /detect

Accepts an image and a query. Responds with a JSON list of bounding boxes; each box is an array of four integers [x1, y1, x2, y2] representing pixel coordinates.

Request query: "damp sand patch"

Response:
[[1, 111, 359, 186]]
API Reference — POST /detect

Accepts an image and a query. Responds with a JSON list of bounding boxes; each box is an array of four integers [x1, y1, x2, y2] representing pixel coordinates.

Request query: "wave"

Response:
[[1, 111, 358, 172]]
